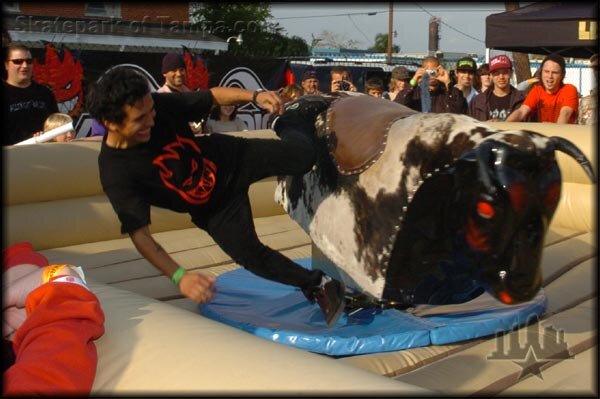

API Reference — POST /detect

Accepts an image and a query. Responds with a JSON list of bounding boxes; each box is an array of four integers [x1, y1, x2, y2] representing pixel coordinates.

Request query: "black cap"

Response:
[[456, 57, 477, 72], [161, 52, 185, 74]]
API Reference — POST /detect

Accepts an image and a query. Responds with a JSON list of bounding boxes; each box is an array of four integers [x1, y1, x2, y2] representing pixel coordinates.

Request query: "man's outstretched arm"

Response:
[[129, 226, 215, 303], [209, 87, 283, 115]]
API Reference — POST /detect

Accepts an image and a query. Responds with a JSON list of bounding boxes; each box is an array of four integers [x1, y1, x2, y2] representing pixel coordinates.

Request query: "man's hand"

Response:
[[413, 68, 426, 84], [331, 80, 358, 92], [255, 91, 284, 115], [435, 66, 451, 87], [178, 272, 216, 304]]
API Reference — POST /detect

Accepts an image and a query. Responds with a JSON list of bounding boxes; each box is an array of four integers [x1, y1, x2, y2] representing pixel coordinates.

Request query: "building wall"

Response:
[[15, 2, 190, 23]]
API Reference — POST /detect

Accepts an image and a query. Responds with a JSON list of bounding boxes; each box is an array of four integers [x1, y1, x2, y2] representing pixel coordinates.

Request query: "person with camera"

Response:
[[397, 56, 467, 114], [329, 66, 357, 93]]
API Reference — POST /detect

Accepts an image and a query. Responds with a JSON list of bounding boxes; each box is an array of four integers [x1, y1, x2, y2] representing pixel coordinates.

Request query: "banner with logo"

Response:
[[30, 43, 293, 135]]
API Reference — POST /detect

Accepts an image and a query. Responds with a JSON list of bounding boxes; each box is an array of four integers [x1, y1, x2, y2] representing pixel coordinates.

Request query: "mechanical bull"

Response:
[[275, 94, 595, 308]]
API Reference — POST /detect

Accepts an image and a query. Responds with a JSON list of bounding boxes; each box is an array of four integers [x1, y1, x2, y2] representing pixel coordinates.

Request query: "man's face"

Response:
[[163, 67, 186, 91], [456, 69, 475, 88], [220, 105, 235, 117], [541, 60, 563, 93], [302, 78, 319, 94], [5, 49, 33, 87], [491, 68, 512, 90], [479, 73, 492, 90], [105, 93, 156, 148]]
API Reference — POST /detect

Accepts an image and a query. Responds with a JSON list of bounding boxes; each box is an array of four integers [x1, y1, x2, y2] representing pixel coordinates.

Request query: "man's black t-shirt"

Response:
[[487, 93, 512, 121], [3, 81, 59, 145], [98, 91, 244, 234]]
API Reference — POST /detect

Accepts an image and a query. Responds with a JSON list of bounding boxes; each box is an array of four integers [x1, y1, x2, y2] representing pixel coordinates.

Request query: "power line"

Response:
[[347, 15, 372, 44], [271, 8, 503, 20], [273, 11, 387, 20], [413, 3, 486, 44], [270, 5, 495, 47]]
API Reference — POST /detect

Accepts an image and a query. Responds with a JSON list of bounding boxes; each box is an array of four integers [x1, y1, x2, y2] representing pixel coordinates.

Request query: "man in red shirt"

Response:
[[507, 53, 578, 123]]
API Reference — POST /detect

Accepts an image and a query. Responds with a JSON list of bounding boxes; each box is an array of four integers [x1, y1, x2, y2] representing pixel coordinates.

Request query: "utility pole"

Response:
[[387, 1, 393, 64], [505, 2, 532, 82]]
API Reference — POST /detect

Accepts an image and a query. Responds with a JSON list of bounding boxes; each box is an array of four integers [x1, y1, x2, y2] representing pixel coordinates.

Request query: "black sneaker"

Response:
[[303, 275, 346, 326], [271, 95, 331, 135]]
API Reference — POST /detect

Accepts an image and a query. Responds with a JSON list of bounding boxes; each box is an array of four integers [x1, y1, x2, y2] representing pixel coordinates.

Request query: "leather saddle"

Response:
[[319, 94, 418, 175]]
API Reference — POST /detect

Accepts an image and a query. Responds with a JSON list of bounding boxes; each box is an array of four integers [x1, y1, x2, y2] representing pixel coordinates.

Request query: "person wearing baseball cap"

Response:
[[386, 66, 411, 102], [301, 67, 321, 95], [507, 53, 579, 123], [454, 56, 479, 105], [469, 54, 525, 122]]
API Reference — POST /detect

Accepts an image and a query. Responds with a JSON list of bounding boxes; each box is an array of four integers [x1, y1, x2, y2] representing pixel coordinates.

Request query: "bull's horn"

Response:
[[550, 136, 596, 182], [476, 140, 499, 195]]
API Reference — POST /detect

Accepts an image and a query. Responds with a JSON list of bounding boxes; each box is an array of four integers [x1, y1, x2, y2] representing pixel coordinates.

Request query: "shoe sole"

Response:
[[325, 280, 346, 326]]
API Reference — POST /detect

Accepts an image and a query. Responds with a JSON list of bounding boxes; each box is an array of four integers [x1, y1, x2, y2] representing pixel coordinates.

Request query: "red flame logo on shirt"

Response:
[[183, 47, 209, 91], [33, 43, 84, 117], [152, 135, 217, 205]]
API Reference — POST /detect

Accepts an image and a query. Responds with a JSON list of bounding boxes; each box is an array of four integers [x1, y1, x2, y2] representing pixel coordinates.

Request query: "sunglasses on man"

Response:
[[9, 58, 33, 65]]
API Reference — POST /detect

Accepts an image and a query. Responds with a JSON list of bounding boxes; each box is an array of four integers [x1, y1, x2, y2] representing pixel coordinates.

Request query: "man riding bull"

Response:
[[86, 67, 345, 325]]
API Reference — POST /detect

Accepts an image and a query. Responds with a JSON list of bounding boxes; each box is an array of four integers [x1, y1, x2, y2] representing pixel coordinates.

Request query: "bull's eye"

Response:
[[477, 201, 495, 219], [545, 182, 561, 210]]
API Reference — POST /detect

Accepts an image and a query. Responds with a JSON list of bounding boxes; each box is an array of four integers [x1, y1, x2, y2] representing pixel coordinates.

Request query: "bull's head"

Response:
[[457, 133, 595, 304]]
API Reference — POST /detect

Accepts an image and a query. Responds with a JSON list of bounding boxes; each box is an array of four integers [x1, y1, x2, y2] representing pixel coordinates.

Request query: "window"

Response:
[[85, 2, 121, 18]]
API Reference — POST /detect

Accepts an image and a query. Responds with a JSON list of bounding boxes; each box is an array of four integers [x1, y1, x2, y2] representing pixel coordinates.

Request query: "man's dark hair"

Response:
[[5, 42, 30, 60], [541, 53, 566, 82], [86, 67, 151, 125], [365, 77, 384, 91], [330, 66, 352, 81], [421, 56, 440, 67]]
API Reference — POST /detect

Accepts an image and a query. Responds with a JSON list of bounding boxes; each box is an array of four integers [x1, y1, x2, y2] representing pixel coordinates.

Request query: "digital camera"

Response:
[[339, 80, 351, 91], [425, 69, 438, 78]]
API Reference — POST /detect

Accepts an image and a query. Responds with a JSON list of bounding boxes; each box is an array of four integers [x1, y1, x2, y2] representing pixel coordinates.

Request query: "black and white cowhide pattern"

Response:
[[275, 107, 562, 300]]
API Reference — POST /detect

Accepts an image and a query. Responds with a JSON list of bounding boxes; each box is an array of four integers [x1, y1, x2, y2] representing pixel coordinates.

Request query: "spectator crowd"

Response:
[[3, 43, 597, 146]]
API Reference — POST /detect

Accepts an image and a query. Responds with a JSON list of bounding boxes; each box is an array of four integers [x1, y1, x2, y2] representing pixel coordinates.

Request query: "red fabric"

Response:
[[523, 84, 579, 123], [3, 283, 105, 396], [3, 242, 49, 270], [284, 65, 295, 85]]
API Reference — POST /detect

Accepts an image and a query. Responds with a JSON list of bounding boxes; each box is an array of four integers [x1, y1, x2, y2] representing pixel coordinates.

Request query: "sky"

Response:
[[269, 2, 511, 56]]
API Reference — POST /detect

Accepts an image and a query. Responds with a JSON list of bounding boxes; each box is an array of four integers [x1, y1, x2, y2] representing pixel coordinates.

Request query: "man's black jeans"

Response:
[[192, 126, 323, 290]]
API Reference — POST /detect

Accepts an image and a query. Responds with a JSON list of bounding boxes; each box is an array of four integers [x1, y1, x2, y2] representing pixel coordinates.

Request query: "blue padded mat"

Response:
[[200, 258, 547, 356]]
